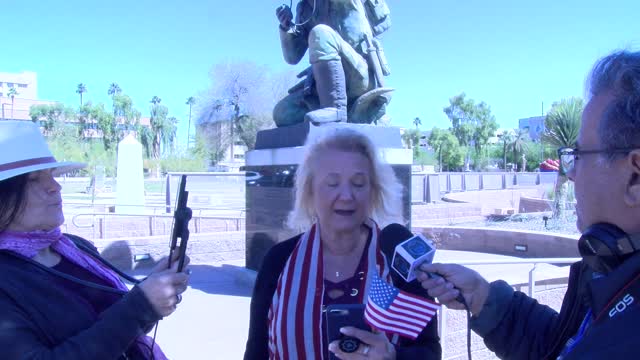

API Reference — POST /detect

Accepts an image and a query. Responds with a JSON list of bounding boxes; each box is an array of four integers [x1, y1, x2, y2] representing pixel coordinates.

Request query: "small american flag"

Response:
[[364, 273, 441, 339]]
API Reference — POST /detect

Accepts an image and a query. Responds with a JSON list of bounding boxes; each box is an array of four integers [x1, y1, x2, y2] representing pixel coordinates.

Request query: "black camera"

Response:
[[338, 335, 361, 353]]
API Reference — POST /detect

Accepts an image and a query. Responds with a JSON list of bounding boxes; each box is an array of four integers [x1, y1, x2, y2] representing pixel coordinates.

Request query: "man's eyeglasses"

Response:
[[557, 147, 636, 174]]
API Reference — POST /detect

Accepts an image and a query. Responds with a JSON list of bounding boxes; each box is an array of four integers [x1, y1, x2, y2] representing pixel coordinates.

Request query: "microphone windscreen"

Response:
[[379, 223, 414, 261]]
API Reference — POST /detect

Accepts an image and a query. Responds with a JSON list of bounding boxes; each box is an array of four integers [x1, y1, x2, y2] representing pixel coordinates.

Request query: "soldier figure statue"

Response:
[[273, 0, 393, 127]]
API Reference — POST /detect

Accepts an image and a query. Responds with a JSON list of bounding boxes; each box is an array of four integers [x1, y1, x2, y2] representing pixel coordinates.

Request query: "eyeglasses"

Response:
[[557, 147, 636, 174]]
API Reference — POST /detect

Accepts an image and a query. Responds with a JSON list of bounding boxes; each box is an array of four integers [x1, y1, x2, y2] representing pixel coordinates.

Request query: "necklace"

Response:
[[331, 270, 366, 280]]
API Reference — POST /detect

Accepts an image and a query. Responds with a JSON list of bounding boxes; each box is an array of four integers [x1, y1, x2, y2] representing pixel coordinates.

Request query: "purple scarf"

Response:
[[0, 228, 168, 360]]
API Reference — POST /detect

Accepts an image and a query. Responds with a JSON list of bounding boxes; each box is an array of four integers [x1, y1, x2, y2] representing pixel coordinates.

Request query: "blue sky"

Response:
[[2, 0, 639, 146]]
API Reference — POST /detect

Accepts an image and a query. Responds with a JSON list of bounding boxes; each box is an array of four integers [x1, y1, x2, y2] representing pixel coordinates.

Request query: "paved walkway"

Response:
[[150, 259, 253, 359], [151, 250, 573, 359]]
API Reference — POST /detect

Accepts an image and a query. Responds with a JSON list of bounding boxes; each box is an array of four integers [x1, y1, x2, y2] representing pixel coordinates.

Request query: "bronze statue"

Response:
[[273, 0, 393, 127]]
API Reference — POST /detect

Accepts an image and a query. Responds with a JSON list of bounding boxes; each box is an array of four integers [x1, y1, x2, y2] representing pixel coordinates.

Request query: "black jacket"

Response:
[[244, 234, 442, 359], [471, 253, 640, 359], [0, 234, 160, 360]]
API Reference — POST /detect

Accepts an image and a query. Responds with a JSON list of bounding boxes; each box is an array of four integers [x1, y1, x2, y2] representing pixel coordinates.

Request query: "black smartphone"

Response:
[[325, 304, 371, 360], [168, 175, 192, 272]]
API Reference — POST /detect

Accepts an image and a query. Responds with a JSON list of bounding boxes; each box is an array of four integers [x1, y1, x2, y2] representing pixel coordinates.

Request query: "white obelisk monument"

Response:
[[115, 134, 145, 214]]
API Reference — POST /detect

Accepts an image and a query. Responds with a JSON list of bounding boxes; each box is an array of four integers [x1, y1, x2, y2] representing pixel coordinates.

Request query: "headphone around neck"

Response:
[[578, 223, 640, 274]]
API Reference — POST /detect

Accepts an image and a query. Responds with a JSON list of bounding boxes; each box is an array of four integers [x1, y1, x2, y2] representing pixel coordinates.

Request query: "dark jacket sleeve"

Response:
[[469, 281, 559, 359], [0, 285, 159, 360], [244, 237, 299, 360], [471, 262, 588, 360], [393, 276, 442, 359], [471, 280, 558, 359]]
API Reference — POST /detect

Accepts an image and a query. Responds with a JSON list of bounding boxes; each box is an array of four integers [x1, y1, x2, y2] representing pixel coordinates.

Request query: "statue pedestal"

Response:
[[244, 122, 412, 271]]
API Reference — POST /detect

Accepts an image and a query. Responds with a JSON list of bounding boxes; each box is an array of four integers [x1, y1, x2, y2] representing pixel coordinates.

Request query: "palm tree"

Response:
[[150, 96, 161, 158], [107, 83, 121, 99], [137, 125, 153, 157], [498, 130, 514, 170], [150, 96, 162, 105], [186, 96, 196, 148], [510, 128, 529, 170], [543, 98, 582, 150], [76, 83, 87, 106], [149, 96, 166, 159], [427, 128, 446, 171], [77, 103, 91, 139], [108, 83, 122, 118], [413, 116, 422, 129], [7, 87, 18, 119], [543, 97, 584, 219], [165, 116, 178, 153]]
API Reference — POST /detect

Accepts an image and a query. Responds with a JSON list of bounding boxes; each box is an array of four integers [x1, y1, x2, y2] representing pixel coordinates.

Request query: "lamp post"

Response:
[[540, 102, 546, 164], [1, 103, 8, 120]]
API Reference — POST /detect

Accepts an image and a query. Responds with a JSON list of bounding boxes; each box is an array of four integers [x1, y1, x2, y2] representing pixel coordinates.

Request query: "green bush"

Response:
[[415, 149, 436, 166], [45, 124, 207, 177], [47, 127, 117, 177], [160, 154, 207, 173]]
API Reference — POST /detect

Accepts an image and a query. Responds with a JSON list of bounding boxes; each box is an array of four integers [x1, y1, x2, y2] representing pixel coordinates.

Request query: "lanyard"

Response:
[[557, 309, 592, 359]]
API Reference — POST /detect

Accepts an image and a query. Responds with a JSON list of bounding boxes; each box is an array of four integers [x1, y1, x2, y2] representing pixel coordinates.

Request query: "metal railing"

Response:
[[70, 212, 245, 239], [64, 201, 246, 215], [412, 171, 559, 203], [436, 257, 580, 355], [164, 172, 248, 213]]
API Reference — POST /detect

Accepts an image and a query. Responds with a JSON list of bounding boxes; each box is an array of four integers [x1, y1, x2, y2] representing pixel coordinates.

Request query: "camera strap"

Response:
[[593, 270, 640, 325]]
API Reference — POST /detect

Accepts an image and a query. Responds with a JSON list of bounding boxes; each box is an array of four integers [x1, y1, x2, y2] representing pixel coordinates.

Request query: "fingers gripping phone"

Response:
[[325, 304, 370, 360]]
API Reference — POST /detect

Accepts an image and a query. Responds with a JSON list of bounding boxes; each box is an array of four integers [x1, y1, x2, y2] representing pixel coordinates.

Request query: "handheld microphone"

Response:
[[380, 223, 436, 282], [379, 223, 466, 303], [379, 224, 473, 360]]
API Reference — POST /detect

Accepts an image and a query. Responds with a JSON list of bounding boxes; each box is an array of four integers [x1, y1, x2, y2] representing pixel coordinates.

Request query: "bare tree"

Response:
[[195, 120, 231, 167], [197, 61, 296, 156]]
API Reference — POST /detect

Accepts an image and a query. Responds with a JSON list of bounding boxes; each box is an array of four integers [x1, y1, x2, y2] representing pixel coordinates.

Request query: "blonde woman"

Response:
[[245, 127, 441, 359]]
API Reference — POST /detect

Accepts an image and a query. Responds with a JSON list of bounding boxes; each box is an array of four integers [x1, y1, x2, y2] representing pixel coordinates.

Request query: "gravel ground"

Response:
[[452, 212, 581, 235]]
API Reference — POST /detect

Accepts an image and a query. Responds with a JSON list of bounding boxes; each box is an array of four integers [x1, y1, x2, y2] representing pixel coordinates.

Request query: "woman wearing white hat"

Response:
[[0, 121, 189, 359]]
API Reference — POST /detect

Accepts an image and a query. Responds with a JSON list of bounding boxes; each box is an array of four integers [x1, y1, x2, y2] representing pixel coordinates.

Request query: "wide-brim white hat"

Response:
[[0, 120, 86, 182]]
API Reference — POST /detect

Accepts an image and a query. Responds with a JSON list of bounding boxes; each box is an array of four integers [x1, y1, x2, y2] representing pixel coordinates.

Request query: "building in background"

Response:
[[0, 71, 55, 121], [195, 121, 247, 172], [418, 129, 432, 150], [1, 71, 151, 140], [0, 71, 37, 99], [518, 116, 545, 141], [399, 127, 433, 151]]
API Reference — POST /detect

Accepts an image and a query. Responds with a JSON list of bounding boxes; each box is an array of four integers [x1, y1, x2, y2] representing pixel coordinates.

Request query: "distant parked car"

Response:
[[245, 167, 295, 187], [245, 171, 262, 185]]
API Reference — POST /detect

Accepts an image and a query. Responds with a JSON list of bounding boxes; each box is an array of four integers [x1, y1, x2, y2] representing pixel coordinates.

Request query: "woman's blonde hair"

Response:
[[287, 127, 403, 231]]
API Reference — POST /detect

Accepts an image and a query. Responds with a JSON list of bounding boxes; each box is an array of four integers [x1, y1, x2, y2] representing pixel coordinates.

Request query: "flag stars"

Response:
[[365, 273, 441, 340]]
